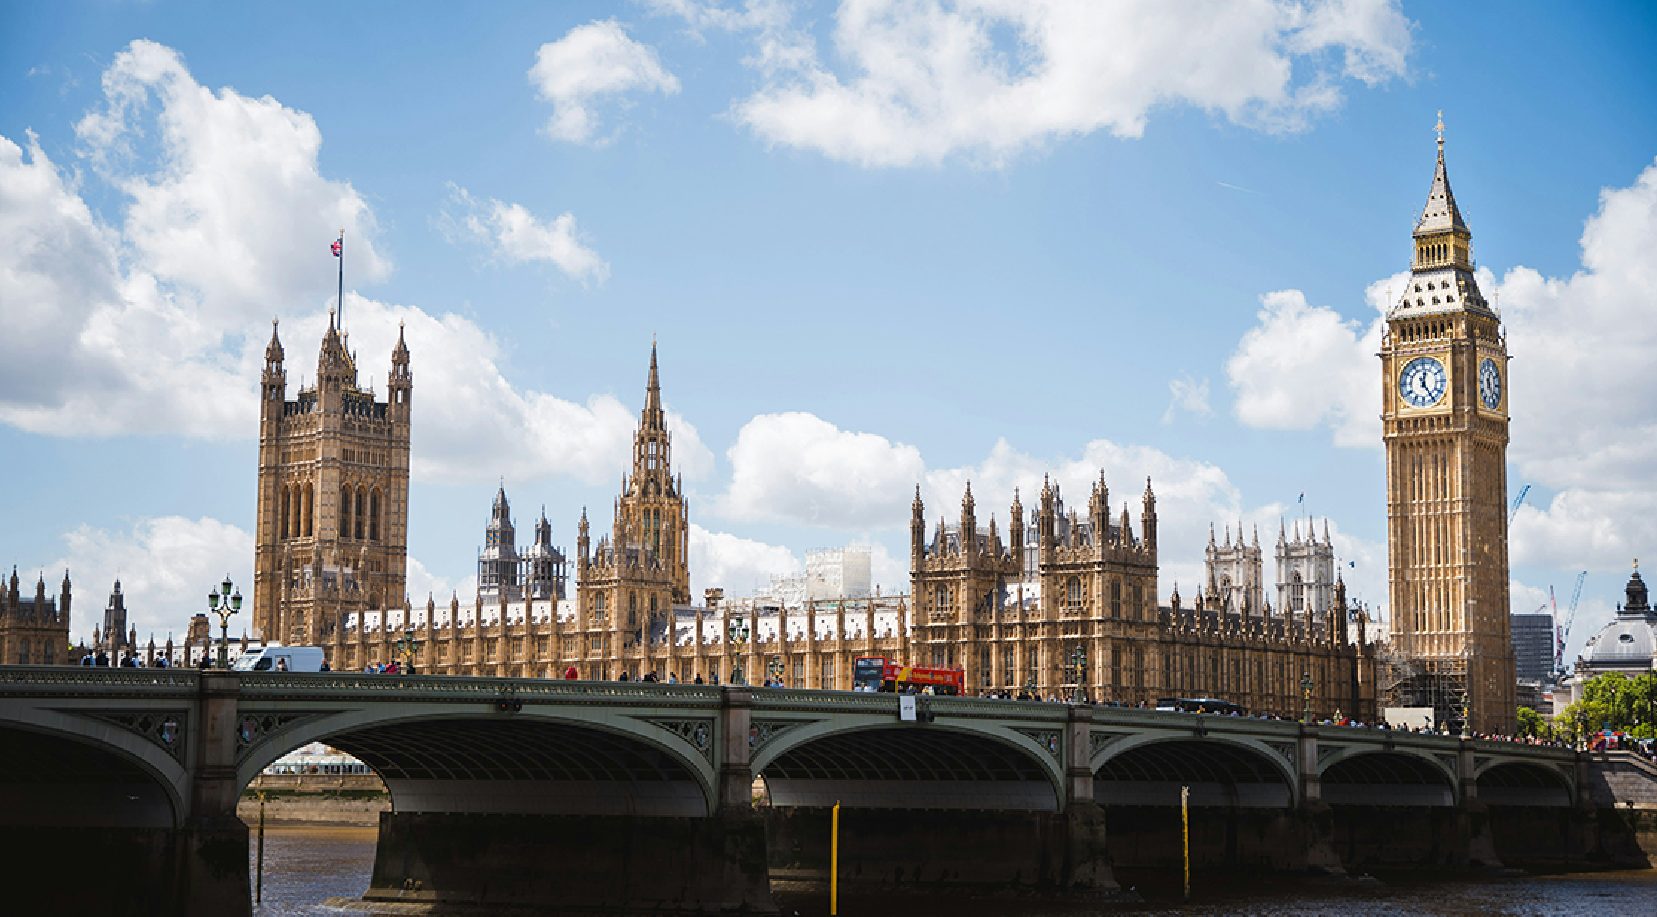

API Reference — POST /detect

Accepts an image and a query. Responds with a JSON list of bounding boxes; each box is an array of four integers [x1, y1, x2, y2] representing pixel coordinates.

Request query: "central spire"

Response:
[[642, 339, 664, 430], [1415, 111, 1468, 238]]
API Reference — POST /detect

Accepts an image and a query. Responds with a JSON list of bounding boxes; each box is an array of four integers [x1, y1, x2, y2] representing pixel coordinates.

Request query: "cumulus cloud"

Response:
[[676, 0, 1413, 167], [47, 516, 254, 645], [1224, 280, 1398, 449], [445, 185, 609, 284], [715, 412, 926, 527], [1162, 373, 1212, 423], [688, 524, 802, 598], [1226, 158, 1657, 619], [287, 294, 712, 485], [529, 19, 680, 144], [0, 39, 697, 488], [0, 39, 381, 437]]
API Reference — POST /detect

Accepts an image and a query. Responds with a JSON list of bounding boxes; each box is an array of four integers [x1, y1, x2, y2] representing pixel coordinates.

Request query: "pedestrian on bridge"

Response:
[[564, 665, 579, 680]]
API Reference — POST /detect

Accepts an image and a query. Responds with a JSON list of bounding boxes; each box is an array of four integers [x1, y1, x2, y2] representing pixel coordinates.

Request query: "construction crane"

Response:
[[1554, 571, 1588, 675], [1509, 484, 1532, 524]]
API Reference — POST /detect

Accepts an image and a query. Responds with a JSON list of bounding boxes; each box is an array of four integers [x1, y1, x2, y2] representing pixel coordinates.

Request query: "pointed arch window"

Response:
[[370, 490, 381, 542], [303, 485, 314, 537], [1064, 576, 1084, 616], [279, 485, 291, 539], [355, 487, 366, 540]]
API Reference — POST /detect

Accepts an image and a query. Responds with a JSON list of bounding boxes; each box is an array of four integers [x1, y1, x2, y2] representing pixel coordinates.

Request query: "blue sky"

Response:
[[2, 1, 1654, 666]]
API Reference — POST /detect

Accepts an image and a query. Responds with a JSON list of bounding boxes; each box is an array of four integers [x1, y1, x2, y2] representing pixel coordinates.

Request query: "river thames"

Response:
[[249, 825, 1657, 916]]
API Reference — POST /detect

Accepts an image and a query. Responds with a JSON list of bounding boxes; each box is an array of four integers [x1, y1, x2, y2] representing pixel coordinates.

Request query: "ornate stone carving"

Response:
[[81, 710, 188, 762], [1017, 728, 1061, 759], [648, 718, 715, 761]]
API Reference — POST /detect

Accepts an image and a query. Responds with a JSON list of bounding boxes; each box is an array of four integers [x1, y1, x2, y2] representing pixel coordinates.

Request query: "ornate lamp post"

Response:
[[394, 625, 422, 675], [767, 657, 784, 685], [727, 618, 750, 644], [207, 575, 242, 669], [1460, 689, 1472, 739], [1068, 644, 1088, 700], [1300, 670, 1314, 723]]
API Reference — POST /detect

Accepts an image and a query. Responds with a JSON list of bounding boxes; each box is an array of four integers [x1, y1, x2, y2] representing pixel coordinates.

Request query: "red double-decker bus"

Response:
[[851, 656, 964, 695]]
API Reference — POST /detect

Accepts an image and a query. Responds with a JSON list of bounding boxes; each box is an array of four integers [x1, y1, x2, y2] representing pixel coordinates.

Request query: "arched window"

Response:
[[355, 487, 366, 540], [1064, 576, 1083, 615], [279, 485, 290, 539], [370, 490, 380, 541], [595, 594, 608, 620], [340, 486, 352, 540], [303, 485, 314, 536], [1111, 580, 1123, 618]]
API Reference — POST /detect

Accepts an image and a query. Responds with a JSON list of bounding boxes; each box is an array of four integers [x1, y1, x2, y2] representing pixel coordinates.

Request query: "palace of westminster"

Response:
[[5, 128, 1532, 733]]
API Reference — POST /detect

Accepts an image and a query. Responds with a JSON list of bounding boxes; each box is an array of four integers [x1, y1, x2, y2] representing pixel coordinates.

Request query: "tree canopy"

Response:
[[1554, 671, 1657, 742]]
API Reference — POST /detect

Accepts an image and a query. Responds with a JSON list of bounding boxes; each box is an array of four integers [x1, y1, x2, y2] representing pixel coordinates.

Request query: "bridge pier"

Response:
[[178, 673, 252, 916], [364, 809, 773, 914]]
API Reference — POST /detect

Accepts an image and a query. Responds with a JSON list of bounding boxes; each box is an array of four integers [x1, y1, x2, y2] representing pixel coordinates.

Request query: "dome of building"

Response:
[[1574, 561, 1657, 678]]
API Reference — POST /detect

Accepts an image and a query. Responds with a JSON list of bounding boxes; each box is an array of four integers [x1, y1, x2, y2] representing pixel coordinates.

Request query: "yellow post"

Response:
[[830, 800, 841, 916], [1180, 784, 1190, 901], [255, 789, 267, 905]]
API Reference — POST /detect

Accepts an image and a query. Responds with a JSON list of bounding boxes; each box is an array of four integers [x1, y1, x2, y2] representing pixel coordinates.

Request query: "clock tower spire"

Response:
[[1381, 115, 1514, 735]]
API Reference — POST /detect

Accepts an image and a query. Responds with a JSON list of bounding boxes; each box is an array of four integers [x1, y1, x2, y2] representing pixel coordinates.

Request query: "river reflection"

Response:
[[249, 824, 1657, 915]]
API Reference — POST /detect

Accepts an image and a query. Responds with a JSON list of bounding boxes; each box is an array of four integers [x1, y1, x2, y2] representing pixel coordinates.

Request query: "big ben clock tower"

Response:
[[1381, 115, 1515, 735]]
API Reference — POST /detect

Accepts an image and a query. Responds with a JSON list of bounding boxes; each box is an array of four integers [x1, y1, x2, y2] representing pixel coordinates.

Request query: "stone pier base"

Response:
[[764, 804, 1117, 897], [365, 810, 776, 915]]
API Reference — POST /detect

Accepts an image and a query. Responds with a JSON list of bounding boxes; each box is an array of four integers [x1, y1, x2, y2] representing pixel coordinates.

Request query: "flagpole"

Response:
[[337, 228, 345, 327]]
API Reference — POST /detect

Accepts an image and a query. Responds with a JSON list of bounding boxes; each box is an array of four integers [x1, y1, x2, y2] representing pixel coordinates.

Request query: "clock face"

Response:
[[1478, 357, 1502, 409], [1399, 356, 1447, 408]]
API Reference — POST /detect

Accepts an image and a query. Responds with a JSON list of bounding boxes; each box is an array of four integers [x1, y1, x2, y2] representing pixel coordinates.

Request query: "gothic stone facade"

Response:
[[0, 567, 70, 665], [252, 315, 412, 648], [1381, 125, 1515, 734], [908, 481, 1374, 719]]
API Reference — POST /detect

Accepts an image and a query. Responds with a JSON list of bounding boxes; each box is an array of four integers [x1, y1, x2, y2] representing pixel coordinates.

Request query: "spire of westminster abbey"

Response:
[[1381, 114, 1514, 735]]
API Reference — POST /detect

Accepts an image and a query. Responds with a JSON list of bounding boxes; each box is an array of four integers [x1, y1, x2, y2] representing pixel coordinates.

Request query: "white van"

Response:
[[231, 645, 326, 673]]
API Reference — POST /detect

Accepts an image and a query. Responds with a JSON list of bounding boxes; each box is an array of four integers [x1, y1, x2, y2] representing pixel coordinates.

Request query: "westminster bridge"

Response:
[[0, 667, 1643, 916]]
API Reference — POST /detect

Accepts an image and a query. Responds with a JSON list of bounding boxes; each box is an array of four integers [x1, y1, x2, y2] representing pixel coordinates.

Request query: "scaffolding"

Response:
[[1380, 646, 1468, 732]]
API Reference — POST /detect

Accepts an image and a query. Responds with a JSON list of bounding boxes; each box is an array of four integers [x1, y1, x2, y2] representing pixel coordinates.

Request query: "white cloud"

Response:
[[1162, 373, 1212, 423], [446, 185, 610, 284], [0, 40, 702, 489], [75, 39, 388, 318], [688, 523, 802, 598], [285, 294, 712, 486], [529, 20, 680, 144], [1224, 281, 1397, 449], [1225, 158, 1657, 624], [715, 412, 926, 527], [696, 0, 1412, 167], [0, 39, 382, 438], [49, 516, 254, 645]]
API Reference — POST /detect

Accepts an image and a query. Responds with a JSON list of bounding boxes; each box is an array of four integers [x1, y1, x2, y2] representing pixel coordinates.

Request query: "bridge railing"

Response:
[[0, 665, 200, 698], [235, 672, 726, 706]]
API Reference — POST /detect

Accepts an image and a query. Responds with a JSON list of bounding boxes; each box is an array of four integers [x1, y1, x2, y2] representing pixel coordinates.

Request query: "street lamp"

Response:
[[207, 575, 243, 669], [767, 657, 784, 686], [1460, 689, 1471, 739], [1300, 671, 1314, 723], [727, 618, 750, 644], [394, 625, 422, 675]]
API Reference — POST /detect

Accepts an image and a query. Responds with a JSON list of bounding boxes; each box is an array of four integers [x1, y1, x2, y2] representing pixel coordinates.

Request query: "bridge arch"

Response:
[[1091, 732, 1298, 807], [0, 706, 186, 828], [1475, 760, 1573, 808], [751, 720, 1064, 811], [1318, 748, 1457, 806], [238, 706, 718, 817]]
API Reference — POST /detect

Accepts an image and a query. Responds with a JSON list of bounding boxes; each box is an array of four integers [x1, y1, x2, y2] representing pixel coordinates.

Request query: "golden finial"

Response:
[[1435, 110, 1445, 146]]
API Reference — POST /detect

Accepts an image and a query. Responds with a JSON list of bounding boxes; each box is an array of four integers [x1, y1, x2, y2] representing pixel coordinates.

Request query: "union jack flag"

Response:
[[331, 238, 342, 257]]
